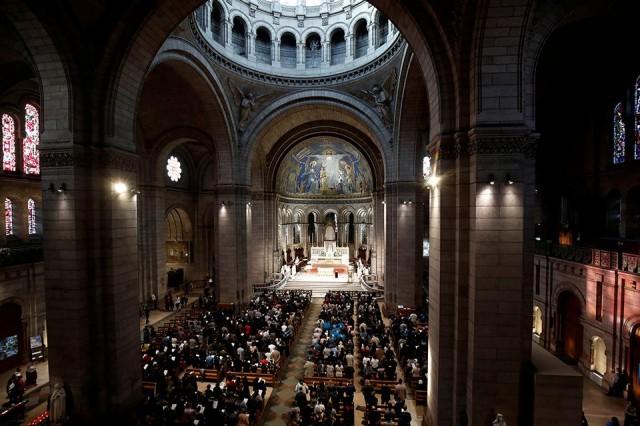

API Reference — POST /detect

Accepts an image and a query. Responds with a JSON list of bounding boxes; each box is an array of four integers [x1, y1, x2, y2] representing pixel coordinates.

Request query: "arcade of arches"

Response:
[[0, 0, 639, 425]]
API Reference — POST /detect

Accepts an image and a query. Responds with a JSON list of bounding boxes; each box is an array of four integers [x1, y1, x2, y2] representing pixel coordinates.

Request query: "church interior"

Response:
[[0, 0, 639, 425]]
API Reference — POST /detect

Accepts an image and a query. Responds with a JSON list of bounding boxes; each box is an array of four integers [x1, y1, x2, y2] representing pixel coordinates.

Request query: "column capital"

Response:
[[427, 128, 539, 160]]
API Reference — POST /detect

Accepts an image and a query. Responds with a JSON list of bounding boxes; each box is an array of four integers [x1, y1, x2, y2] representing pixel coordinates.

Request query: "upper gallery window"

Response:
[[23, 103, 40, 175], [167, 155, 183, 182]]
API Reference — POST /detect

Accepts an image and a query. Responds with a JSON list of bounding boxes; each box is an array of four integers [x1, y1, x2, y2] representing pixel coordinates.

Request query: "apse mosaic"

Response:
[[277, 139, 373, 198]]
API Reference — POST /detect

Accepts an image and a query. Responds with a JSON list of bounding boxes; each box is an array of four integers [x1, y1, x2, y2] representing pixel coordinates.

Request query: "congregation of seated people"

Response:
[[390, 309, 428, 392], [356, 293, 398, 383], [139, 290, 311, 425], [290, 292, 358, 425], [303, 292, 356, 381]]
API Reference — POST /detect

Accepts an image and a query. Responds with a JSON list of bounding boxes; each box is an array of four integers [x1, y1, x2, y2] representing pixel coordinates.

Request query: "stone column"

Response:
[[137, 184, 167, 302], [345, 34, 353, 63], [384, 181, 422, 310], [215, 185, 249, 304], [273, 40, 281, 66], [41, 147, 142, 421], [225, 19, 233, 52], [247, 31, 256, 61], [426, 134, 458, 426], [297, 43, 305, 69], [264, 192, 277, 275], [464, 128, 536, 425], [374, 190, 385, 280], [425, 129, 536, 426], [322, 41, 330, 68]]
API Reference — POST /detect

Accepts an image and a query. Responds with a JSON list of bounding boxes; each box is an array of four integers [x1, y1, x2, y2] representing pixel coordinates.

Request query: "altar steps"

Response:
[[281, 281, 363, 298]]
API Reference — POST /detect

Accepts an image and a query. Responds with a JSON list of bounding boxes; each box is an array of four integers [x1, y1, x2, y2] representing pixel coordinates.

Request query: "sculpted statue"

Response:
[[229, 80, 266, 132], [361, 68, 397, 128]]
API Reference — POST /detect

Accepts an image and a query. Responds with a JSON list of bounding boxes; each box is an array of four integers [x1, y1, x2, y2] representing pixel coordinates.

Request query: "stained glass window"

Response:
[[613, 102, 626, 164], [5, 198, 13, 236], [23, 104, 40, 175], [27, 199, 36, 235], [2, 114, 15, 172], [166, 156, 182, 182], [635, 76, 640, 160], [422, 156, 432, 181]]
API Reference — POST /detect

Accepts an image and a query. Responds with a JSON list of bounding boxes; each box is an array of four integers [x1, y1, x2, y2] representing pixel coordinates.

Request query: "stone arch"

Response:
[[519, 0, 628, 128], [301, 27, 326, 43], [147, 127, 218, 191], [231, 15, 248, 57], [228, 10, 251, 27], [276, 27, 301, 42], [532, 305, 542, 335], [251, 21, 276, 39], [394, 52, 429, 183], [0, 1, 72, 144], [590, 335, 607, 376], [241, 91, 391, 174], [165, 206, 193, 242], [349, 13, 371, 35], [144, 40, 235, 184], [552, 282, 586, 314], [326, 22, 349, 39], [108, 0, 456, 158], [209, 0, 226, 45]]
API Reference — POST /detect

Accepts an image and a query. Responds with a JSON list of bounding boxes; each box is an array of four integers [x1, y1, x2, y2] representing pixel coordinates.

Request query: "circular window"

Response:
[[166, 156, 182, 182]]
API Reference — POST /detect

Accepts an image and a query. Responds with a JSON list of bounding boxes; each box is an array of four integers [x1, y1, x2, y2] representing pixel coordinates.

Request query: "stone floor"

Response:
[[583, 374, 626, 425], [262, 300, 324, 425]]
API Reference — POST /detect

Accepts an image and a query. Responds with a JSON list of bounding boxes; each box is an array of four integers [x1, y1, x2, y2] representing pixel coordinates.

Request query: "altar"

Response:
[[310, 242, 350, 265]]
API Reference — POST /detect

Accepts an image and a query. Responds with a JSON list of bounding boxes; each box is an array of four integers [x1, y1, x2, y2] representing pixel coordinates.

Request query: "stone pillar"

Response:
[[137, 185, 167, 302], [215, 186, 249, 304], [264, 192, 277, 274], [464, 128, 536, 424], [321, 41, 330, 69], [374, 190, 385, 280], [297, 43, 305, 69], [273, 40, 281, 66], [225, 19, 233, 52], [384, 181, 422, 310], [425, 129, 536, 426], [426, 133, 459, 426], [247, 31, 256, 61], [247, 193, 266, 287], [41, 147, 142, 421], [345, 34, 353, 63]]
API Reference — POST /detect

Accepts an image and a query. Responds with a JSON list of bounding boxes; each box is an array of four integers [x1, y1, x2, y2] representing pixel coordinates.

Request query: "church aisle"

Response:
[[262, 299, 324, 425]]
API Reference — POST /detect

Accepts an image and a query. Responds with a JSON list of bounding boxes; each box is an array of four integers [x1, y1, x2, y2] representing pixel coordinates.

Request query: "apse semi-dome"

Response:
[[193, 0, 402, 78], [276, 138, 373, 199]]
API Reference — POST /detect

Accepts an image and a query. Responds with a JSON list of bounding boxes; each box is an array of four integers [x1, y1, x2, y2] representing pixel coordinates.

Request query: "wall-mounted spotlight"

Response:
[[381, 201, 386, 205], [130, 188, 141, 195], [221, 201, 226, 207], [48, 183, 67, 193], [112, 181, 129, 194], [506, 174, 514, 185], [488, 174, 496, 185], [246, 202, 252, 207], [427, 175, 439, 188], [402, 200, 413, 205]]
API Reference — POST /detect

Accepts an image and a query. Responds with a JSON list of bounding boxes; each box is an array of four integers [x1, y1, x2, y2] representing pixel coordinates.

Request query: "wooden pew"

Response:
[[228, 371, 277, 387], [142, 381, 157, 397], [184, 367, 220, 382], [308, 376, 352, 387]]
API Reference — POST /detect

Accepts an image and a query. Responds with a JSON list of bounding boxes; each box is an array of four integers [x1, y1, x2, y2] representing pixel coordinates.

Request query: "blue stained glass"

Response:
[[613, 102, 626, 164]]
